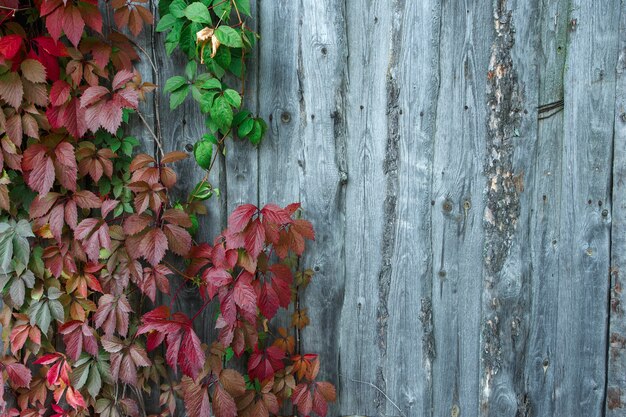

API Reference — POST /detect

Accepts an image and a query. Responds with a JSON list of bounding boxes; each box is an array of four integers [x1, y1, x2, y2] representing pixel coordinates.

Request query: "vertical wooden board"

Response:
[[554, 0, 619, 415], [257, 1, 302, 207], [606, 2, 626, 415], [258, 1, 347, 416], [225, 0, 259, 211], [479, 0, 541, 415], [287, 0, 347, 400], [429, 1, 492, 416], [338, 1, 390, 416], [380, 1, 440, 416], [523, 0, 569, 415]]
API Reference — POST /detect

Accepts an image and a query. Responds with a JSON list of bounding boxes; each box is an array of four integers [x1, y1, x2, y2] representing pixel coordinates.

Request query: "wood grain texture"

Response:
[[4, 0, 622, 415], [339, 1, 389, 416], [606, 1, 626, 415], [523, 0, 570, 415], [429, 1, 491, 416], [552, 0, 619, 415], [380, 1, 440, 416]]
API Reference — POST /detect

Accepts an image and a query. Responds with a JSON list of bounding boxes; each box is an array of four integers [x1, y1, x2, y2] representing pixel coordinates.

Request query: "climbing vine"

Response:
[[0, 0, 335, 416]]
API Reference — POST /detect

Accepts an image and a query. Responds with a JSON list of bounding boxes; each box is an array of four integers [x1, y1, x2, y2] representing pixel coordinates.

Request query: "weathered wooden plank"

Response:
[[377, 1, 441, 416], [523, 0, 569, 415], [552, 0, 619, 415], [258, 1, 347, 417], [429, 0, 492, 416], [479, 0, 541, 415], [606, 1, 626, 414], [338, 1, 390, 416], [225, 0, 259, 212]]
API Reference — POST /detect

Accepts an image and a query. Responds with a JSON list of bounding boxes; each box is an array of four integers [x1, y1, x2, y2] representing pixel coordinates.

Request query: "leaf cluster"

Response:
[[0, 1, 335, 416]]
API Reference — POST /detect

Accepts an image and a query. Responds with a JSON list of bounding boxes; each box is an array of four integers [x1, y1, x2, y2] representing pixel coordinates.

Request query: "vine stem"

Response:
[[136, 108, 165, 156], [191, 297, 212, 321], [230, 0, 247, 101], [128, 31, 164, 158], [341, 374, 406, 417]]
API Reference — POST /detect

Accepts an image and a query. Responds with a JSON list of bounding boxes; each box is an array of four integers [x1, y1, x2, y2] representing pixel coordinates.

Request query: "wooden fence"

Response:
[[122, 0, 626, 416]]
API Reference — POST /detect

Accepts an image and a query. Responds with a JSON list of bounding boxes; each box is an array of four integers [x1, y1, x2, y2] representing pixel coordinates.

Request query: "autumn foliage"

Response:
[[0, 0, 334, 416]]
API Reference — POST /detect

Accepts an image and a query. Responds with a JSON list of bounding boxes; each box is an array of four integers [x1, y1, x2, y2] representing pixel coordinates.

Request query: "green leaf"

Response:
[[199, 91, 219, 113], [202, 132, 218, 144], [237, 117, 254, 137], [169, 0, 187, 18], [191, 85, 203, 102], [212, 0, 230, 18], [234, 0, 251, 16], [214, 26, 243, 48], [193, 140, 213, 170], [170, 84, 190, 109], [180, 22, 203, 58], [200, 78, 222, 90], [183, 2, 212, 24], [248, 119, 266, 145], [225, 346, 235, 361], [165, 19, 184, 55], [185, 60, 198, 80], [156, 13, 177, 32], [164, 76, 187, 93], [191, 181, 213, 200], [223, 89, 241, 108], [86, 365, 102, 398], [0, 219, 33, 273], [210, 96, 233, 131]]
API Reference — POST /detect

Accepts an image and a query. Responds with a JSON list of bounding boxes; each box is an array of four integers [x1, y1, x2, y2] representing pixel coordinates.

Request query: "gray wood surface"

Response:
[[145, 0, 626, 416], [607, 1, 626, 415], [4, 0, 624, 416]]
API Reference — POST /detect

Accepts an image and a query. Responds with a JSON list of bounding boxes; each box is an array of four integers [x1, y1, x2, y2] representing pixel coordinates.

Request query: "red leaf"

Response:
[[0, 35, 22, 60], [123, 213, 151, 235], [293, 383, 312, 416], [4, 362, 31, 388], [101, 199, 119, 217], [163, 223, 191, 256], [139, 264, 171, 302], [138, 228, 168, 266], [260, 204, 292, 225], [202, 267, 233, 300], [50, 80, 70, 106], [74, 218, 111, 262], [248, 346, 285, 381], [112, 69, 134, 90], [137, 308, 205, 379], [22, 144, 54, 194], [72, 190, 101, 209], [59, 320, 98, 360], [64, 385, 85, 410], [94, 294, 132, 337], [233, 273, 256, 317], [243, 219, 265, 258], [102, 335, 151, 385], [53, 141, 77, 191], [80, 85, 108, 107], [227, 204, 257, 233]]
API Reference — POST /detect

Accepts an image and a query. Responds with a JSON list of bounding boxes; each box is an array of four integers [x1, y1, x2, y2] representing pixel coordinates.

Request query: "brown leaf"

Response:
[[20, 59, 47, 83], [0, 71, 23, 108]]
